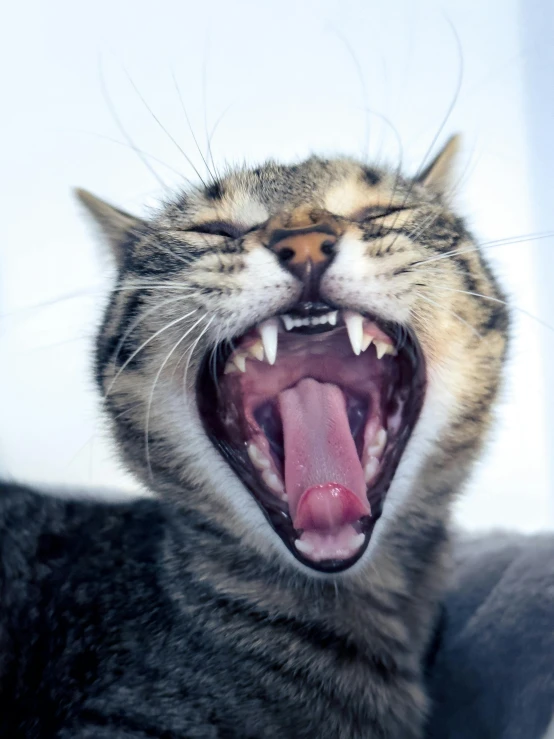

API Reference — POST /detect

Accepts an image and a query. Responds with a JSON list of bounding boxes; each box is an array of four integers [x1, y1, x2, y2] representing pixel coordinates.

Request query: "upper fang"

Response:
[[258, 318, 279, 365], [344, 311, 364, 355]]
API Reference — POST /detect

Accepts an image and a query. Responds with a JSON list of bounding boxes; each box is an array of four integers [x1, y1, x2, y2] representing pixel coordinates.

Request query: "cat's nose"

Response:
[[267, 226, 338, 297]]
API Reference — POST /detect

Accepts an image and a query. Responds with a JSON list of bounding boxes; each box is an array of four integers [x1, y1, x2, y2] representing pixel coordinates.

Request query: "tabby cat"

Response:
[[1, 137, 553, 738]]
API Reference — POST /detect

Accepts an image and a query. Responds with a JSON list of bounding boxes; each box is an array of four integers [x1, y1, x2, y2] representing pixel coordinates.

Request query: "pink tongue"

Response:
[[279, 378, 370, 531]]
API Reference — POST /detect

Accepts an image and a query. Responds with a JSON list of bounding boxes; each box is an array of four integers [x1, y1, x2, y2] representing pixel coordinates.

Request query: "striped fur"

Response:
[[0, 139, 510, 736]]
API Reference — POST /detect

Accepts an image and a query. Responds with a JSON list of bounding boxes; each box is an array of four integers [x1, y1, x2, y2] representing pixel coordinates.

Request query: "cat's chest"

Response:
[[43, 602, 394, 738], [22, 588, 416, 739]]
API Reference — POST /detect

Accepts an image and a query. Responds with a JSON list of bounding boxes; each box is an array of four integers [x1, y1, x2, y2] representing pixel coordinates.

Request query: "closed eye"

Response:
[[354, 205, 413, 222], [187, 221, 246, 239]]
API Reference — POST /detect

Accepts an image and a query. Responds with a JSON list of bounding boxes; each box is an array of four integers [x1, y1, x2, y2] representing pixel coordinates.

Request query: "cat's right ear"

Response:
[[415, 134, 461, 199], [75, 189, 146, 267]]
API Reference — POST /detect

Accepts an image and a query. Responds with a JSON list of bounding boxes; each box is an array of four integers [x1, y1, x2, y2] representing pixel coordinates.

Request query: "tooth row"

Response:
[[225, 311, 396, 374], [364, 456, 380, 484], [367, 428, 387, 458], [224, 336, 269, 374], [281, 311, 338, 331], [294, 531, 365, 556], [247, 442, 271, 470], [344, 311, 397, 358], [248, 443, 287, 500], [294, 539, 314, 554], [262, 470, 286, 499], [363, 427, 387, 484]]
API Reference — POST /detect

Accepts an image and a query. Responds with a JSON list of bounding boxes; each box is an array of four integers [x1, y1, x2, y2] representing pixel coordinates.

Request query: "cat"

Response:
[[0, 136, 552, 738]]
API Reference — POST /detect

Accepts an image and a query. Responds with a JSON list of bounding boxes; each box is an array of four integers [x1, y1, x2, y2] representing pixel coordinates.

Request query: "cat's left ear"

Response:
[[415, 134, 460, 198], [75, 189, 146, 266]]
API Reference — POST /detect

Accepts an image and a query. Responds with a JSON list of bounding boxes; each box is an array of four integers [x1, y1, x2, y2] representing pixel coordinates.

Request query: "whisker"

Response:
[[171, 68, 215, 182], [387, 18, 464, 243], [99, 58, 167, 191], [144, 312, 208, 480], [414, 291, 482, 338], [479, 231, 554, 248], [411, 231, 554, 269], [110, 294, 195, 368], [104, 308, 198, 399], [182, 314, 215, 393], [206, 103, 234, 175], [121, 64, 208, 189], [428, 285, 554, 334], [331, 30, 370, 162], [76, 131, 188, 180], [413, 18, 464, 182]]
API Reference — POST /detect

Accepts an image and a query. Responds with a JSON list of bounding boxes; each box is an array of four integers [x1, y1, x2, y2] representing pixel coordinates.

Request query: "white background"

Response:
[[1, 0, 553, 532]]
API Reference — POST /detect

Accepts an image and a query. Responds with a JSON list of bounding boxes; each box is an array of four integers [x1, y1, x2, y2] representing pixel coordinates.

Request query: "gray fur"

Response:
[[427, 533, 554, 738], [1, 145, 552, 737]]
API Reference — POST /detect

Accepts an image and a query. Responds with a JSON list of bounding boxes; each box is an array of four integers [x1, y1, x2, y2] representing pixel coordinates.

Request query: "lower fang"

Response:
[[262, 470, 284, 495], [364, 456, 379, 484], [351, 532, 365, 549], [295, 539, 314, 554]]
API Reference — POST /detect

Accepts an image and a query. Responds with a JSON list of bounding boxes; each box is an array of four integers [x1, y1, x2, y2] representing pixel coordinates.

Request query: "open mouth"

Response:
[[197, 303, 425, 572]]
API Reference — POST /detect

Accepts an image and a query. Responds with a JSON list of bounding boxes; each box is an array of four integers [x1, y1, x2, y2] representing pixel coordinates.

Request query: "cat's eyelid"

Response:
[[184, 221, 261, 239], [353, 205, 414, 222]]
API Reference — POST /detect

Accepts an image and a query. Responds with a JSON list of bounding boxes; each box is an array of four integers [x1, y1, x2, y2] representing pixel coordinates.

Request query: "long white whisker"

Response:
[[98, 58, 167, 191], [181, 315, 215, 393], [105, 308, 198, 399], [144, 312, 208, 479], [411, 232, 554, 269], [414, 291, 482, 339], [111, 295, 195, 368], [429, 285, 554, 334], [122, 64, 208, 188]]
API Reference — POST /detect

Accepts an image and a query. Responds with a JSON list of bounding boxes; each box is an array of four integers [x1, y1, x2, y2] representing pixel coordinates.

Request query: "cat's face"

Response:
[[83, 137, 508, 576]]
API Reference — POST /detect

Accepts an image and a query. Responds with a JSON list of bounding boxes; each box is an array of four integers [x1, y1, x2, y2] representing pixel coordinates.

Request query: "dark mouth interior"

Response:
[[197, 303, 426, 573]]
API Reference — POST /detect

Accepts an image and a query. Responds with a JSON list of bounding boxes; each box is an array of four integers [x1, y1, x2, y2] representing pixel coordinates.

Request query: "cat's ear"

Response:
[[415, 134, 460, 198], [75, 189, 146, 266]]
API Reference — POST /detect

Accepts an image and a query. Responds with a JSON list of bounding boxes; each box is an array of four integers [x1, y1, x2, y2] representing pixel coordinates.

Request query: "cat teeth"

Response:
[[258, 318, 278, 365], [247, 443, 271, 471], [280, 311, 339, 330], [233, 353, 247, 372], [361, 333, 373, 352], [295, 539, 314, 555], [248, 340, 265, 361], [295, 532, 365, 557], [344, 311, 396, 359], [262, 470, 286, 497], [229, 311, 396, 370], [364, 456, 380, 484], [344, 311, 364, 355], [282, 314, 295, 331], [368, 428, 387, 458], [374, 340, 397, 359], [223, 351, 247, 374]]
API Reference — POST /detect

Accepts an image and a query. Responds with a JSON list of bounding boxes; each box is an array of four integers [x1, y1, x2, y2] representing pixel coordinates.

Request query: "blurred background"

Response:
[[0, 0, 553, 532]]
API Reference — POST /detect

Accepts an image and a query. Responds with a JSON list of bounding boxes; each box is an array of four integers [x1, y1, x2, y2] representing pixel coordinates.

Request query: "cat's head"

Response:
[[79, 136, 508, 576]]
